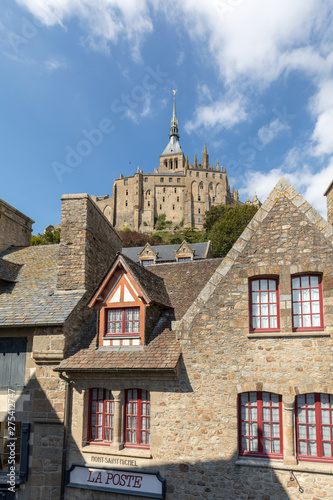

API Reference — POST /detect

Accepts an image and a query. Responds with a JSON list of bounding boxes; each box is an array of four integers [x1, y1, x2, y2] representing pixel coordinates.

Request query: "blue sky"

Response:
[[1, 0, 333, 234]]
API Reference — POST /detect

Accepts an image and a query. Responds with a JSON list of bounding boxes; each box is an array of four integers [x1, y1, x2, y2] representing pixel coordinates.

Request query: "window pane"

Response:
[[313, 315, 321, 327], [272, 439, 280, 453], [263, 408, 271, 421], [262, 392, 271, 404], [115, 310, 122, 320], [269, 291, 276, 303], [260, 280, 268, 291], [321, 394, 329, 407], [263, 423, 271, 436], [302, 302, 310, 314], [252, 292, 260, 303], [307, 409, 316, 423], [308, 425, 316, 440], [269, 303, 277, 315], [241, 393, 248, 405], [261, 317, 269, 328], [252, 317, 260, 329], [270, 317, 277, 328], [307, 394, 315, 407], [297, 395, 305, 408], [322, 425, 331, 440], [250, 437, 258, 451], [261, 292, 268, 303], [269, 280, 276, 290], [272, 408, 280, 421], [250, 407, 257, 420], [298, 425, 307, 439], [242, 437, 249, 451], [311, 288, 319, 300], [293, 290, 300, 302], [301, 276, 309, 288], [263, 438, 271, 452], [252, 305, 260, 316], [302, 289, 310, 301], [323, 442, 332, 457], [321, 410, 330, 424], [310, 276, 319, 287], [308, 441, 317, 455], [298, 408, 306, 423], [271, 393, 279, 406], [250, 422, 257, 436], [261, 304, 268, 316], [272, 423, 280, 437], [292, 277, 300, 288], [249, 392, 257, 405], [299, 440, 307, 455], [294, 315, 301, 327], [252, 280, 259, 291], [293, 302, 301, 315], [312, 301, 320, 314], [241, 422, 247, 435]]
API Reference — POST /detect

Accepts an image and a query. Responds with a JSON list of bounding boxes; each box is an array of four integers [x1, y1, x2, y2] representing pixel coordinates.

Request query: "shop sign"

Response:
[[66, 463, 166, 499]]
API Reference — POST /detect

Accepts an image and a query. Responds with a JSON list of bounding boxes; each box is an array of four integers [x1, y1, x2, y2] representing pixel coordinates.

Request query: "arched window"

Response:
[[296, 393, 333, 460], [239, 392, 283, 457], [88, 389, 114, 442], [125, 389, 150, 448]]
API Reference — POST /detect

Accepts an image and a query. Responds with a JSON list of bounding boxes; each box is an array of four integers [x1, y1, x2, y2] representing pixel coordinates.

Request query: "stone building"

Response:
[[93, 95, 242, 232], [1, 177, 333, 500], [0, 198, 34, 252]]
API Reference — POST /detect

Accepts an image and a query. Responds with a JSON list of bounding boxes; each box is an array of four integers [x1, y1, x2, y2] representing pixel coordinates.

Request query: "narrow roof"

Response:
[[0, 245, 85, 327], [123, 241, 210, 263]]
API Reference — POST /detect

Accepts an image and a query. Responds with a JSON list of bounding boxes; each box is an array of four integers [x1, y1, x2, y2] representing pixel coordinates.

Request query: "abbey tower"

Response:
[[93, 93, 243, 232]]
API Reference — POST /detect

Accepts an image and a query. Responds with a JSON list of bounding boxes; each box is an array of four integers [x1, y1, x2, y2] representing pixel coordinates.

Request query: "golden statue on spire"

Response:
[[173, 89, 177, 95]]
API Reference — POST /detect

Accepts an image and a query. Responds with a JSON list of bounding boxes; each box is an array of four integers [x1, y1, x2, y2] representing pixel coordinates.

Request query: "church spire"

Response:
[[169, 90, 179, 140]]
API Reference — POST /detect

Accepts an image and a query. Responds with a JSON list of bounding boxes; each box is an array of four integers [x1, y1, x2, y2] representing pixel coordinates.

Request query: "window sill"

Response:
[[247, 330, 331, 338], [81, 444, 152, 459], [236, 457, 333, 475]]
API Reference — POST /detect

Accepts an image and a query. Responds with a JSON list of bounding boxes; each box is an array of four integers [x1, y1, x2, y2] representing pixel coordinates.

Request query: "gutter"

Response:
[[59, 371, 74, 500]]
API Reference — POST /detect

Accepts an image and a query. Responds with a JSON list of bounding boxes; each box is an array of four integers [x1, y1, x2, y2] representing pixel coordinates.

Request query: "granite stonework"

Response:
[[2, 178, 333, 500], [0, 198, 34, 253]]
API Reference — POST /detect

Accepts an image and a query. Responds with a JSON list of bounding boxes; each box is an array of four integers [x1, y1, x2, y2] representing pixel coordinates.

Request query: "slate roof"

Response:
[[0, 259, 22, 282], [57, 311, 180, 372], [161, 136, 183, 156], [58, 257, 222, 372], [123, 241, 210, 264], [149, 258, 223, 320], [0, 245, 85, 326], [120, 254, 172, 308]]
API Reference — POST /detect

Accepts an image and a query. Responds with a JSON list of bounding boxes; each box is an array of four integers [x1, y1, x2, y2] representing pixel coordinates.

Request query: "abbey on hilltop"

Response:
[[93, 93, 256, 232]]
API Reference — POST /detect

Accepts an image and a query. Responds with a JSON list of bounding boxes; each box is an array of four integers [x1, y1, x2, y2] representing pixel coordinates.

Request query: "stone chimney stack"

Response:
[[0, 199, 34, 252], [324, 181, 333, 226], [57, 194, 122, 291]]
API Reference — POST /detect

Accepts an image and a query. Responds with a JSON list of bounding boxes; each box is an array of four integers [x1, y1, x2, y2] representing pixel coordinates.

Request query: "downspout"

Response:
[[59, 371, 73, 500]]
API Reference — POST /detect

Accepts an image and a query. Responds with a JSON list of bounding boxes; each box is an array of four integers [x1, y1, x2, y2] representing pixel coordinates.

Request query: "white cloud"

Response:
[[124, 93, 152, 123], [257, 118, 290, 148], [185, 93, 247, 133], [44, 59, 67, 70], [15, 0, 153, 55], [238, 158, 333, 218], [310, 79, 333, 156]]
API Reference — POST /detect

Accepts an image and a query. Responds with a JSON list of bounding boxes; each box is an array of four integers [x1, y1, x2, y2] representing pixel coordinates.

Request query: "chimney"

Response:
[[57, 194, 122, 291], [324, 181, 333, 226], [0, 199, 34, 253]]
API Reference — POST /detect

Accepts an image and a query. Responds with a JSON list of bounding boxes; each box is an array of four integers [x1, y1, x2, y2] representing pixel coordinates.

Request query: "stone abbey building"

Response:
[[93, 95, 242, 232]]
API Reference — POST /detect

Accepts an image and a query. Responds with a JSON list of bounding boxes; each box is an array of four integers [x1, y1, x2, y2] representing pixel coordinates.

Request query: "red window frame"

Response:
[[125, 389, 150, 449], [105, 307, 140, 337], [238, 392, 283, 458], [291, 274, 324, 331], [296, 393, 333, 462], [249, 278, 280, 332], [88, 388, 114, 444]]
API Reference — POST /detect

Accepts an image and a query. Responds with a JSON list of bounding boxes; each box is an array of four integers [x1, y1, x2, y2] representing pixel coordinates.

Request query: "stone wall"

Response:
[[325, 181, 333, 225], [57, 193, 122, 292], [0, 198, 34, 252]]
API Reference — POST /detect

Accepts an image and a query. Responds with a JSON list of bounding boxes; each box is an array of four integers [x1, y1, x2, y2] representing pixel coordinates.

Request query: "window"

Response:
[[160, 204, 162, 210], [144, 177, 148, 182], [196, 172, 199, 177], [147, 201, 150, 207], [220, 174, 222, 179], [124, 179, 128, 185], [177, 178, 180, 183], [162, 197, 165, 202], [141, 260, 154, 266], [125, 190, 128, 196], [174, 188, 177, 193], [0, 421, 30, 485], [292, 275, 323, 331], [239, 392, 283, 457], [198, 196, 201, 201], [172, 205, 175, 210], [0, 338, 26, 389], [88, 389, 114, 443], [125, 200, 128, 207], [125, 389, 150, 448], [249, 278, 279, 332], [189, 172, 192, 177], [160, 178, 164, 183], [175, 159, 178, 169], [169, 178, 173, 183], [213, 173, 215, 179], [163, 187, 166, 193], [177, 197, 179, 202], [198, 209, 201, 214], [297, 393, 333, 461], [206, 173, 208, 178], [178, 257, 191, 262], [105, 308, 140, 336]]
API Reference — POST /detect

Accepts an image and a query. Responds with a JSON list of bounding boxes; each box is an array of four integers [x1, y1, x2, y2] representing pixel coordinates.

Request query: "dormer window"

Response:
[[105, 308, 140, 336]]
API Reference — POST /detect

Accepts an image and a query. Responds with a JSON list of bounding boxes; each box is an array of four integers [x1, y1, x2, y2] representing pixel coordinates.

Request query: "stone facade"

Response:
[[93, 98, 244, 232], [61, 178, 333, 500], [325, 180, 333, 225], [0, 198, 34, 252]]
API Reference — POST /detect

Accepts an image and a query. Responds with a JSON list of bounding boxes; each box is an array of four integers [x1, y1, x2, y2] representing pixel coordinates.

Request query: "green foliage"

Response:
[[118, 229, 161, 248], [31, 229, 61, 246], [207, 204, 258, 257], [154, 213, 172, 231]]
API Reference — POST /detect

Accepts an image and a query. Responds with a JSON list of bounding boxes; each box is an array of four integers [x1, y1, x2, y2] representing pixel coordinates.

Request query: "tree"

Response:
[[206, 204, 258, 257], [31, 229, 61, 245], [119, 229, 161, 248]]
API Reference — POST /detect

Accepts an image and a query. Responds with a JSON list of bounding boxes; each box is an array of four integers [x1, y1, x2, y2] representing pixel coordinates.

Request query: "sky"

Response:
[[1, 0, 333, 234]]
